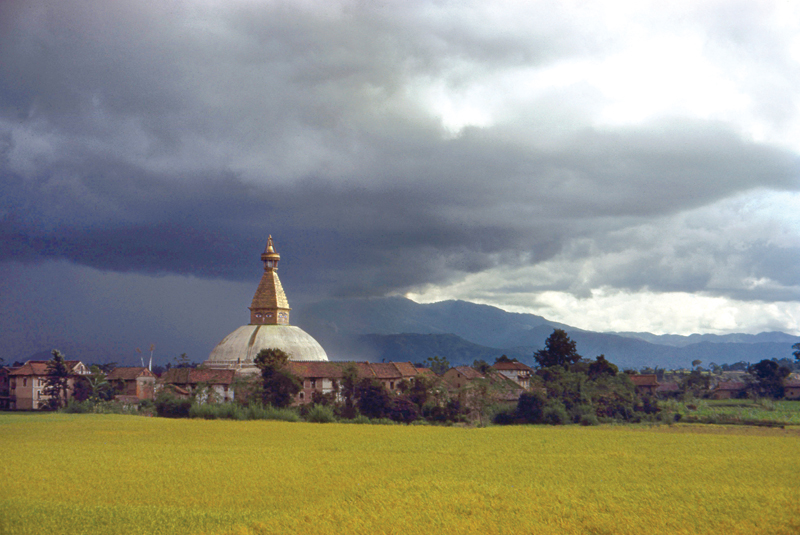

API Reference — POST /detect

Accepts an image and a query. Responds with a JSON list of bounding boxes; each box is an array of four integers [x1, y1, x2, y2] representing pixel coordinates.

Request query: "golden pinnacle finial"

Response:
[[261, 235, 281, 270]]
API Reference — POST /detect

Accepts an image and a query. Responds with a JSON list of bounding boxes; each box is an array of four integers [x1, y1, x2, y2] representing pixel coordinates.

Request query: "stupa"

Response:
[[204, 236, 328, 372]]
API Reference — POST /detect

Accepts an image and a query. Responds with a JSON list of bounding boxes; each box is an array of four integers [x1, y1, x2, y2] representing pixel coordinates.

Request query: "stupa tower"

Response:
[[205, 234, 328, 371], [249, 236, 291, 325]]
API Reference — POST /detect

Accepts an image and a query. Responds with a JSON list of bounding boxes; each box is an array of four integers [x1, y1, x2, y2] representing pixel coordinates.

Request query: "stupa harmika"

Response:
[[204, 236, 328, 372]]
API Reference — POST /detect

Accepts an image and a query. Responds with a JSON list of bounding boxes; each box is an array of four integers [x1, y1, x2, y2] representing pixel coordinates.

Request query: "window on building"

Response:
[[299, 392, 304, 400], [311, 379, 316, 388], [23, 378, 27, 387]]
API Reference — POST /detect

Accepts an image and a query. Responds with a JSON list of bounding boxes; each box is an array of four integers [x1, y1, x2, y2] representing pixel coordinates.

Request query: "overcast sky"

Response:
[[2, 0, 800, 363]]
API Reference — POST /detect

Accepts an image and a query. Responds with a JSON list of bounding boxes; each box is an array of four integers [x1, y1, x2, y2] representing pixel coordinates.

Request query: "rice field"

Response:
[[670, 399, 800, 426], [1, 413, 798, 535]]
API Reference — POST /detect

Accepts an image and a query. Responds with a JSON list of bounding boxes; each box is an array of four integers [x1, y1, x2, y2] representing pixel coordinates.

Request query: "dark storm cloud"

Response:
[[1, 0, 799, 308]]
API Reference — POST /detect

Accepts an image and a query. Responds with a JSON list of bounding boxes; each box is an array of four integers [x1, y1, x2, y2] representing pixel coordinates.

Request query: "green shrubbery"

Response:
[[60, 399, 147, 415], [304, 404, 336, 423]]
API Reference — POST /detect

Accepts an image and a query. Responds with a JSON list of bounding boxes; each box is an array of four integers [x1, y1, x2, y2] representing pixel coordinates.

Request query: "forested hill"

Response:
[[295, 297, 799, 369]]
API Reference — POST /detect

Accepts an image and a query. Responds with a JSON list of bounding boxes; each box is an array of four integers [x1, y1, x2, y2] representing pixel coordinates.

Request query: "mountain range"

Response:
[[294, 297, 799, 370]]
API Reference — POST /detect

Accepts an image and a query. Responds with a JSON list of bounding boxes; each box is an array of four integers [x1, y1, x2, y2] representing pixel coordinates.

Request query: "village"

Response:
[[3, 235, 800, 420], [4, 351, 800, 419]]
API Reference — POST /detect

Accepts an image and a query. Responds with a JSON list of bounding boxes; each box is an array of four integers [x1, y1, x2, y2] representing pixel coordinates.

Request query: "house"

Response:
[[288, 361, 346, 404], [370, 362, 419, 392], [491, 361, 533, 389], [286, 361, 421, 405], [414, 367, 435, 378], [711, 382, 747, 400], [105, 367, 156, 401], [442, 366, 485, 390], [628, 374, 659, 396], [442, 366, 524, 404], [8, 360, 90, 410], [783, 379, 800, 400], [655, 382, 681, 398], [158, 368, 236, 402]]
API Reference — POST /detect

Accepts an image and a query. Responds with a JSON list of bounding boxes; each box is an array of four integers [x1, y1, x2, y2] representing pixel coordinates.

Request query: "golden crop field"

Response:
[[1, 414, 798, 535]]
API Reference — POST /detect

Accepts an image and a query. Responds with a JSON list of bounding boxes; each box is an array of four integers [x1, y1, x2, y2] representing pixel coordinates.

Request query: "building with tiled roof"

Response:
[[442, 366, 524, 405], [287, 361, 420, 404], [711, 381, 747, 400], [9, 360, 89, 410], [158, 368, 236, 402], [106, 367, 156, 401], [784, 379, 800, 400], [442, 366, 485, 390], [628, 374, 659, 396], [491, 360, 533, 389], [204, 236, 328, 371], [655, 382, 681, 398]]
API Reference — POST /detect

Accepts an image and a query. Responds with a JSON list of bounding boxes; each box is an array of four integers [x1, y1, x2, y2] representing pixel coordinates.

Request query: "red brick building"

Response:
[[106, 367, 156, 401]]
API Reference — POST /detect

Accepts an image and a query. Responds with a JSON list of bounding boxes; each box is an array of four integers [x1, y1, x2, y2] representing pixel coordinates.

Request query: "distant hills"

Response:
[[295, 297, 799, 370]]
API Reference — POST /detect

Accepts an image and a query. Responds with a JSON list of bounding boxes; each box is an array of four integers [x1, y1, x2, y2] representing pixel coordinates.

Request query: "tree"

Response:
[[87, 365, 116, 402], [254, 348, 300, 408], [43, 350, 70, 410], [680, 369, 710, 398], [515, 390, 547, 424], [587, 355, 618, 379], [424, 355, 450, 375], [793, 343, 800, 364], [98, 362, 117, 374], [534, 329, 582, 368], [71, 377, 91, 402], [340, 363, 359, 419], [463, 378, 501, 427], [174, 353, 192, 368], [472, 359, 491, 374], [692, 360, 702, 369], [355, 378, 392, 419], [748, 359, 790, 399]]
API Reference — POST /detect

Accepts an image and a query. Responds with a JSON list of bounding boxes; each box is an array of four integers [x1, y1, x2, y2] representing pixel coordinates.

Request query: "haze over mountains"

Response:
[[295, 297, 799, 370]]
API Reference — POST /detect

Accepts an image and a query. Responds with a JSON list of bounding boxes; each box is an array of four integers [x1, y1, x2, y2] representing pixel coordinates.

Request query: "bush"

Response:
[[570, 403, 596, 424], [579, 413, 599, 426], [61, 400, 93, 413], [350, 414, 371, 424], [422, 399, 464, 423], [190, 402, 246, 420], [516, 391, 547, 424], [542, 401, 570, 425], [389, 398, 419, 424], [245, 403, 300, 422], [60, 399, 128, 414], [156, 391, 192, 418], [491, 407, 518, 425], [305, 404, 336, 423]]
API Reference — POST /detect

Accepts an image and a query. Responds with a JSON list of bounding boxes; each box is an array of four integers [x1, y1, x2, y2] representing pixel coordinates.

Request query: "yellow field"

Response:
[[1, 414, 798, 535]]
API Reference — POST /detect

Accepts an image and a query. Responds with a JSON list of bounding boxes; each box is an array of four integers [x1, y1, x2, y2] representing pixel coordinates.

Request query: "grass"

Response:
[[666, 399, 800, 426], [1, 413, 799, 535]]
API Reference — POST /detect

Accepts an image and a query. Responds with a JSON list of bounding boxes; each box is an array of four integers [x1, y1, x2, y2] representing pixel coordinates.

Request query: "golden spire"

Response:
[[250, 235, 290, 325]]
